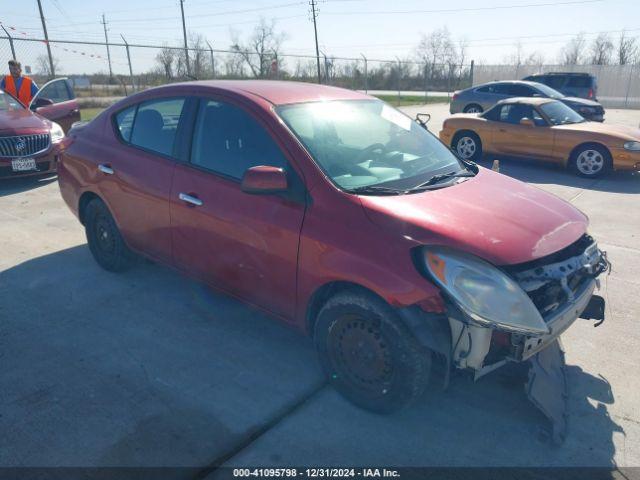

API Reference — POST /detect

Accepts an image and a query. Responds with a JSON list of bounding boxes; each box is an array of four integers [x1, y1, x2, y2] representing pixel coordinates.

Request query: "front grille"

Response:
[[0, 161, 51, 178], [0, 134, 51, 158]]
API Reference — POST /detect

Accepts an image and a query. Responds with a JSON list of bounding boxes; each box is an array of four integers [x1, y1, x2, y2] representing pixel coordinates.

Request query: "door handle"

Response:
[[179, 192, 203, 207], [98, 164, 114, 175], [499, 129, 507, 133]]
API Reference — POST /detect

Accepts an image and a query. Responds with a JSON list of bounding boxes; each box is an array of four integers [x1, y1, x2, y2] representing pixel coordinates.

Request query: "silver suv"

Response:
[[450, 80, 605, 122]]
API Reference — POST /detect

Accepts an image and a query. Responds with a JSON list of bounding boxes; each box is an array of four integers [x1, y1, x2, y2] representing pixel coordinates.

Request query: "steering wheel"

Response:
[[354, 143, 387, 164]]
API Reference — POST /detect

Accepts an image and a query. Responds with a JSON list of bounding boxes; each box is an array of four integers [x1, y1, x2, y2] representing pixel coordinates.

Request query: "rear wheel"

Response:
[[314, 291, 431, 414], [85, 198, 135, 272], [452, 131, 482, 162], [570, 144, 611, 178], [463, 104, 483, 113]]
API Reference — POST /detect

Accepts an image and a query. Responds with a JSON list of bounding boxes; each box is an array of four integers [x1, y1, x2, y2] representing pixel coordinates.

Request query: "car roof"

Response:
[[167, 80, 372, 106], [495, 96, 556, 106]]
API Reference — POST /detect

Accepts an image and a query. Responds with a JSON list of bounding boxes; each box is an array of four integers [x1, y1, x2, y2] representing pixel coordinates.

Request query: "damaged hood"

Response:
[[359, 167, 588, 266]]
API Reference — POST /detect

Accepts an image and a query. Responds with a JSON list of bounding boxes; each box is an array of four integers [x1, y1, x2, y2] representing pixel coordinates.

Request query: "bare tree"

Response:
[[35, 54, 60, 76], [590, 33, 614, 65], [155, 46, 176, 79], [560, 33, 586, 65], [504, 41, 525, 67], [416, 27, 462, 86], [230, 18, 286, 78], [617, 31, 638, 65]]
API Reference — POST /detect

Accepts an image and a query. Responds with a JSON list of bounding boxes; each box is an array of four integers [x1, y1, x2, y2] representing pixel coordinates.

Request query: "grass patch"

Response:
[[81, 107, 105, 122], [373, 94, 450, 107]]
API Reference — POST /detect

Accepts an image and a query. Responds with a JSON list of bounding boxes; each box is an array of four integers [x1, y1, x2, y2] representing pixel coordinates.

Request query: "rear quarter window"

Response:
[[114, 105, 136, 142], [566, 76, 593, 88]]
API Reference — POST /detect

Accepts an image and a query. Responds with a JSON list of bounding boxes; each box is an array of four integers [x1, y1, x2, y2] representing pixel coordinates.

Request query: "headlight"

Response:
[[422, 247, 549, 336], [50, 122, 65, 144], [624, 141, 640, 151]]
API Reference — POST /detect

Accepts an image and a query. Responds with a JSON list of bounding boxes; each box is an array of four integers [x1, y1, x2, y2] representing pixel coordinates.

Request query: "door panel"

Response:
[[30, 78, 80, 132], [491, 104, 554, 159], [171, 165, 305, 319], [97, 97, 188, 263], [170, 97, 306, 319]]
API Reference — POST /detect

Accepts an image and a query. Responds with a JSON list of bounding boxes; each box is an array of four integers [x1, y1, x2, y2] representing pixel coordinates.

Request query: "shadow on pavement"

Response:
[[476, 157, 640, 194], [0, 174, 57, 197], [0, 244, 625, 470]]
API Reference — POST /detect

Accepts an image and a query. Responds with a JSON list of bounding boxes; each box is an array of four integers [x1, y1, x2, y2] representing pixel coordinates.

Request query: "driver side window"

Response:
[[38, 80, 73, 104]]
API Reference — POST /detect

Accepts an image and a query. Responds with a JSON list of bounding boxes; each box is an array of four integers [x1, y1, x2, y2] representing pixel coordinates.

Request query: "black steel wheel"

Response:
[[85, 198, 135, 272], [314, 291, 431, 413]]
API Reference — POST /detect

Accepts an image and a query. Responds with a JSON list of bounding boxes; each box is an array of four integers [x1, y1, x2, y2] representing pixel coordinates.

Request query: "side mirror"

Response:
[[520, 118, 536, 127], [415, 113, 431, 129], [31, 97, 54, 109], [241, 166, 288, 194]]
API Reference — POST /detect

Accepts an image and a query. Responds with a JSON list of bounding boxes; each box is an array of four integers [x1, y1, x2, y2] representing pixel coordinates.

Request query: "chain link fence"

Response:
[[474, 63, 640, 109], [1, 35, 473, 107]]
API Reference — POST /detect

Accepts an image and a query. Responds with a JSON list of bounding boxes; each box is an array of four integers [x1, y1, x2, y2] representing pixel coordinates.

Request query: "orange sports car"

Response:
[[439, 97, 640, 177]]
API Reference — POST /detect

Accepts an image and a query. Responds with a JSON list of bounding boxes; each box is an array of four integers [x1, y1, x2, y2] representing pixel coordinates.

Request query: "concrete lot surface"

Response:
[[1, 104, 639, 476]]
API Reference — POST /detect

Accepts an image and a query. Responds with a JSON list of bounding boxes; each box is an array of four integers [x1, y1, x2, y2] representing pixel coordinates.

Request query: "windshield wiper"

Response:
[[410, 170, 476, 190], [347, 185, 408, 195]]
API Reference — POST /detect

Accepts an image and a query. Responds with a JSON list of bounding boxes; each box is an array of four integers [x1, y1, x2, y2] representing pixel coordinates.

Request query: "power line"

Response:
[[322, 0, 604, 15]]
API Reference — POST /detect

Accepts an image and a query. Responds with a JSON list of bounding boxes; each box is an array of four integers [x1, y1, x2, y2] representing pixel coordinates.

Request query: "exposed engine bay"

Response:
[[445, 234, 610, 443]]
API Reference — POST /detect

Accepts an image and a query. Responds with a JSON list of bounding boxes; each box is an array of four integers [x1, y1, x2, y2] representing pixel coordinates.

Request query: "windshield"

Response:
[[532, 82, 564, 99], [0, 90, 25, 111], [540, 101, 585, 125], [277, 100, 462, 191]]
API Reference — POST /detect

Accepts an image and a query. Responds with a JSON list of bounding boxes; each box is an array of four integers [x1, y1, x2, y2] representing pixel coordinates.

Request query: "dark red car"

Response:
[[58, 81, 608, 442], [0, 78, 80, 179]]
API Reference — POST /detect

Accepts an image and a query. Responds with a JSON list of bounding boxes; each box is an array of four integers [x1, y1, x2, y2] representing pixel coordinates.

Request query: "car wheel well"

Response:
[[569, 142, 612, 165], [463, 103, 483, 113], [305, 281, 387, 336], [452, 130, 481, 147], [78, 191, 100, 225]]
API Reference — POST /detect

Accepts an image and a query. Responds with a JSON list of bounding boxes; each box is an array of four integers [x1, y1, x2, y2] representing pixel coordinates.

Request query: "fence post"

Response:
[[470, 60, 474, 86], [624, 64, 634, 108], [395, 56, 401, 99], [321, 51, 329, 84], [207, 41, 215, 79], [360, 53, 368, 93], [1, 26, 16, 59], [121, 35, 135, 93], [424, 63, 429, 100]]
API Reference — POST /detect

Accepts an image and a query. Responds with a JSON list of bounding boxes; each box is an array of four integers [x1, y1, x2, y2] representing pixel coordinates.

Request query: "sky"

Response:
[[1, 0, 638, 76]]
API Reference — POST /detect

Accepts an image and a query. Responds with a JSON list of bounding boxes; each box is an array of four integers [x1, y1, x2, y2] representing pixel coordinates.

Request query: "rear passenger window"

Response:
[[567, 76, 591, 88], [129, 98, 186, 157], [115, 105, 136, 142], [190, 99, 288, 180], [545, 76, 566, 89]]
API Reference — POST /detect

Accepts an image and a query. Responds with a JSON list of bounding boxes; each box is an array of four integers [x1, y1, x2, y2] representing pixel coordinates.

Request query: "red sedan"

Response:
[[58, 81, 609, 442], [0, 78, 80, 179]]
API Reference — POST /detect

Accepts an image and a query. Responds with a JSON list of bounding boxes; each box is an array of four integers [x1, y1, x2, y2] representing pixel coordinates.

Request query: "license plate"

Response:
[[11, 158, 37, 172]]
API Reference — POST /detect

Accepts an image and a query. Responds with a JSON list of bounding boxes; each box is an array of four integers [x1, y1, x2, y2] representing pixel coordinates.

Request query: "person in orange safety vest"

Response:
[[1, 59, 39, 107]]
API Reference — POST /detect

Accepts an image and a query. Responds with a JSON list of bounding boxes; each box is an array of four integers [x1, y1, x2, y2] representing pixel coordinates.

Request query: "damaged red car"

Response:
[[0, 78, 79, 179], [57, 81, 609, 442]]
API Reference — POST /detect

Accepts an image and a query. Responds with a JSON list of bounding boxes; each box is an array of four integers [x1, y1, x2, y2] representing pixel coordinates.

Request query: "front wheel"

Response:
[[85, 198, 135, 272], [314, 291, 431, 414], [570, 144, 611, 178], [452, 131, 483, 162]]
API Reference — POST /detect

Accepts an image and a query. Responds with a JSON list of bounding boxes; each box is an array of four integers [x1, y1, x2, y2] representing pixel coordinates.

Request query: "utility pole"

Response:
[[309, 0, 321, 84], [179, 0, 191, 78], [360, 53, 368, 93], [36, 0, 55, 77], [101, 14, 114, 82]]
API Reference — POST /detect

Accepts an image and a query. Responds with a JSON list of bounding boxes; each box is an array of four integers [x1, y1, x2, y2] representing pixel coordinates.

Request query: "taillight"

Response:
[[588, 88, 594, 99], [453, 91, 459, 101]]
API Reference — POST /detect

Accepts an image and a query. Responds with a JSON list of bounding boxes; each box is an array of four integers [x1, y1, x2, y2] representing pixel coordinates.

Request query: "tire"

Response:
[[452, 131, 483, 162], [570, 144, 611, 178], [314, 291, 431, 414], [463, 104, 483, 113], [84, 198, 135, 272]]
